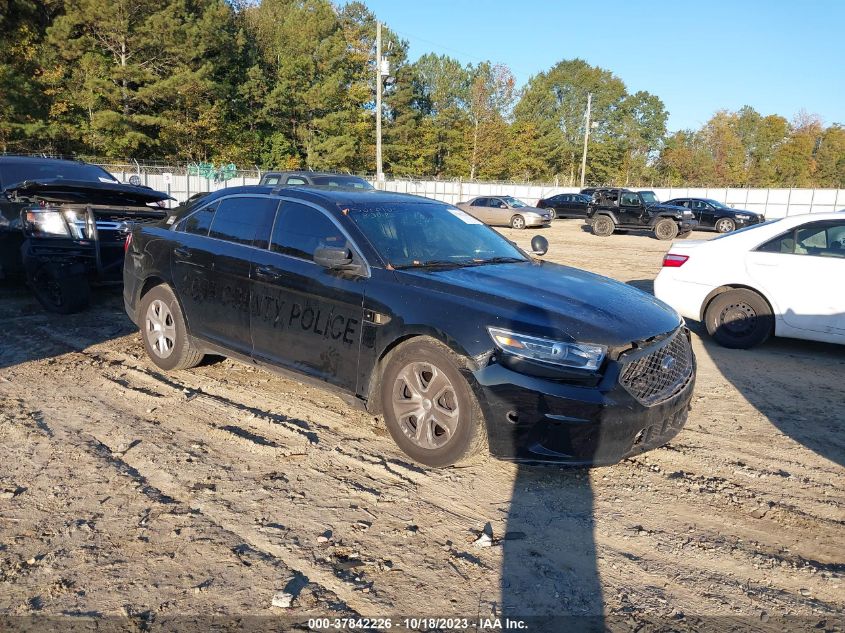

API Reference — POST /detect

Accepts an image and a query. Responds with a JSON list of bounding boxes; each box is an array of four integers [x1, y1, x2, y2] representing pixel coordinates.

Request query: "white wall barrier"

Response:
[[100, 165, 843, 219]]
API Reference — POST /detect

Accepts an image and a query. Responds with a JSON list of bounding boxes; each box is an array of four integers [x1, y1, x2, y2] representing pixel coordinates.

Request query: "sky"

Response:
[[361, 0, 845, 132]]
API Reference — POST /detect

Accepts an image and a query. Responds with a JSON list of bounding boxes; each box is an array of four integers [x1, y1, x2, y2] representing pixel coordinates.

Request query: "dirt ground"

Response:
[[0, 220, 843, 630]]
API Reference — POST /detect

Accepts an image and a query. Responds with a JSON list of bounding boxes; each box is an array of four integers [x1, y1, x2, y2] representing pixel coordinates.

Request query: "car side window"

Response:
[[758, 222, 845, 258], [692, 200, 709, 211], [270, 202, 346, 262], [473, 198, 488, 207], [676, 200, 690, 208], [620, 192, 640, 206], [286, 176, 307, 185], [181, 202, 218, 236], [207, 197, 278, 248], [263, 176, 280, 186]]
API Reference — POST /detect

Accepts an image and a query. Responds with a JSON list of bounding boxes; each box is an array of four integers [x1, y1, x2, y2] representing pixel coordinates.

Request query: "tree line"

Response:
[[1, 0, 843, 187]]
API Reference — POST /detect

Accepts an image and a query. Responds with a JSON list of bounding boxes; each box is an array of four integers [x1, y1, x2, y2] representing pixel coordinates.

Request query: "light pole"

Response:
[[579, 93, 592, 189], [375, 21, 390, 183]]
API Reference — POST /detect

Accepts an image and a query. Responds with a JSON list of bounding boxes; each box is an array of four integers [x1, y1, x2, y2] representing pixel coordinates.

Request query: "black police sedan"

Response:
[[124, 186, 695, 467], [663, 197, 764, 233]]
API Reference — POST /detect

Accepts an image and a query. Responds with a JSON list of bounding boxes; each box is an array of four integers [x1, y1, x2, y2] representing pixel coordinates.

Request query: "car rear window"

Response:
[[0, 160, 118, 189], [310, 175, 373, 189]]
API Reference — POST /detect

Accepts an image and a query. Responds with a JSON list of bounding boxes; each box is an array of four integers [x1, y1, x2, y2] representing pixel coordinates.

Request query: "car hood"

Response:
[[3, 179, 172, 205], [398, 261, 681, 349]]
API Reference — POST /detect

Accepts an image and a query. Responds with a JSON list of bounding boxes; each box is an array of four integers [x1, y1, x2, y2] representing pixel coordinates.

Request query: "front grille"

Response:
[[619, 329, 693, 406]]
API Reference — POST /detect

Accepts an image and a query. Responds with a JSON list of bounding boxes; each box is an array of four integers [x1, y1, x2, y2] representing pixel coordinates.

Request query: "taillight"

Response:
[[124, 232, 133, 254], [662, 253, 689, 267]]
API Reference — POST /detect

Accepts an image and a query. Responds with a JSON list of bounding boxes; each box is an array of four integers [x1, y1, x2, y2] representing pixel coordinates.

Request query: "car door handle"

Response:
[[255, 265, 282, 280], [174, 246, 192, 259]]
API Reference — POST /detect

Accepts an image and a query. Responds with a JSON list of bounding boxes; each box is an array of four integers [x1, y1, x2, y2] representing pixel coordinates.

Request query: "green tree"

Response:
[[41, 0, 244, 159], [0, 1, 56, 152], [815, 125, 845, 188], [514, 59, 627, 184]]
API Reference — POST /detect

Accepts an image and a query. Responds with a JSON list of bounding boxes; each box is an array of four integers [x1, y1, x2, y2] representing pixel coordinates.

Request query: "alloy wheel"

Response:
[[145, 299, 176, 359], [391, 361, 460, 450]]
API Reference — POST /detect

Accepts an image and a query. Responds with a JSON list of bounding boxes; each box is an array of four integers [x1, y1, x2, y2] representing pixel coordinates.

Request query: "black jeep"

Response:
[[0, 156, 169, 313], [585, 188, 698, 240]]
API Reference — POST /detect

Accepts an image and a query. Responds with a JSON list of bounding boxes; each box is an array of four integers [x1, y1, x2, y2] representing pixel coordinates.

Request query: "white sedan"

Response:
[[654, 212, 845, 348]]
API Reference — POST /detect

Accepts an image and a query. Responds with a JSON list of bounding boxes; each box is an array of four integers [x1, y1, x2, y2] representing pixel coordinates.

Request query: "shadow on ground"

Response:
[[0, 280, 132, 371]]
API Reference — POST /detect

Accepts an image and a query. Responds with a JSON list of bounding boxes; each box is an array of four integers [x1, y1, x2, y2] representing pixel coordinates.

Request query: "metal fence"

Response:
[[95, 162, 844, 219]]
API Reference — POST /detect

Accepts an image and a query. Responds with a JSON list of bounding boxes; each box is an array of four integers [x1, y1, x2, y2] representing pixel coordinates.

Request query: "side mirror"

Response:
[[530, 235, 549, 256], [314, 245, 362, 273]]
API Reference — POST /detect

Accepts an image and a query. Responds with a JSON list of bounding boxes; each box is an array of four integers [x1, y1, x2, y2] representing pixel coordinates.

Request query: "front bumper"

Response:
[[472, 331, 696, 465], [680, 219, 699, 232], [525, 215, 553, 227]]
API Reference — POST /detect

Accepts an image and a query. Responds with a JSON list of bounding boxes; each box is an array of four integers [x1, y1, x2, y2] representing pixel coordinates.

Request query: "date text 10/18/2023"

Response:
[[307, 617, 529, 630]]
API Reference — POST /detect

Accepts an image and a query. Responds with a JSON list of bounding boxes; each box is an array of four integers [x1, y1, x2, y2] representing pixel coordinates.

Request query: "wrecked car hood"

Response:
[[4, 179, 172, 206]]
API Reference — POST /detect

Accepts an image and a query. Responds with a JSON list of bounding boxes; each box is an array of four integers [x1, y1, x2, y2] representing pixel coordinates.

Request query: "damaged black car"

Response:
[[124, 186, 695, 467], [0, 156, 169, 313]]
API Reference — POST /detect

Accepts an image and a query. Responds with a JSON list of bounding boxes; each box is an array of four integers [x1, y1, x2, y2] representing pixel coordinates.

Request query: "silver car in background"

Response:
[[456, 196, 552, 229]]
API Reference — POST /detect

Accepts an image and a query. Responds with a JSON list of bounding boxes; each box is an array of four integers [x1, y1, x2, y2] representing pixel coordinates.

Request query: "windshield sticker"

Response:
[[448, 208, 482, 224]]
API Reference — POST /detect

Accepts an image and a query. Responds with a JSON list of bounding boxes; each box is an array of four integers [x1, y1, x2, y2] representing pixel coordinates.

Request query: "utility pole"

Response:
[[375, 21, 383, 183], [579, 92, 592, 189]]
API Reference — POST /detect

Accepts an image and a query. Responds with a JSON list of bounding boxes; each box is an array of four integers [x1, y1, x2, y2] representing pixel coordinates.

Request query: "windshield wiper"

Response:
[[466, 256, 527, 266], [393, 259, 475, 270]]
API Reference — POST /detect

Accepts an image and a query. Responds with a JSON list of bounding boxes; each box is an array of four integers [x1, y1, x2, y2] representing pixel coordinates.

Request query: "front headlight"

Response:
[[24, 210, 70, 237], [488, 327, 606, 371]]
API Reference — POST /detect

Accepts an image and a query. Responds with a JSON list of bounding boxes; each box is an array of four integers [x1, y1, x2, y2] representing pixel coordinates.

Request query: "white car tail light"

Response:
[[662, 254, 689, 268]]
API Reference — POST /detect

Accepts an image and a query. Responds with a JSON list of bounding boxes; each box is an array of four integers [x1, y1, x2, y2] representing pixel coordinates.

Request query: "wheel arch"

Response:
[[699, 284, 778, 324], [593, 210, 618, 224], [363, 329, 487, 415]]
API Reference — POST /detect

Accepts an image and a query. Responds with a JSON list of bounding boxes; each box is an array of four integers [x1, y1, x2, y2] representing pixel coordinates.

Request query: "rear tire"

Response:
[[28, 266, 90, 314], [139, 284, 204, 371], [380, 337, 487, 467], [591, 215, 615, 237], [654, 218, 679, 240], [704, 289, 773, 349], [510, 215, 526, 229]]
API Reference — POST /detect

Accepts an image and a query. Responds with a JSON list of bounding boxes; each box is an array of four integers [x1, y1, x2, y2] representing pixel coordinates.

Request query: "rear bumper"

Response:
[[472, 333, 696, 465], [653, 274, 712, 322]]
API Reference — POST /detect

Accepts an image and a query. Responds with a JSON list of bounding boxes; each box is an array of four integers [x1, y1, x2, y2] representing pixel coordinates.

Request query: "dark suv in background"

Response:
[[0, 156, 169, 312], [663, 197, 764, 233], [124, 185, 695, 468], [585, 188, 698, 240], [259, 170, 373, 189]]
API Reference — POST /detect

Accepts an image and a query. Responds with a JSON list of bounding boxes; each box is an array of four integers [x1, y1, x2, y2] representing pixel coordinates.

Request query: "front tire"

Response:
[[654, 218, 679, 240], [715, 218, 736, 233], [139, 284, 204, 371], [591, 215, 615, 237], [704, 289, 773, 349], [28, 266, 90, 314], [510, 214, 526, 229], [380, 338, 487, 467]]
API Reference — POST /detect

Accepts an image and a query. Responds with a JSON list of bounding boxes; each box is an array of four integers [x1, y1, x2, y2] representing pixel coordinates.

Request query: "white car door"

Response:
[[746, 219, 845, 336]]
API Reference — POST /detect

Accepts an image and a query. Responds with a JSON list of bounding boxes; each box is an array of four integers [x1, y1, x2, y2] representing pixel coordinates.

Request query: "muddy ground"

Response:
[[0, 221, 843, 630]]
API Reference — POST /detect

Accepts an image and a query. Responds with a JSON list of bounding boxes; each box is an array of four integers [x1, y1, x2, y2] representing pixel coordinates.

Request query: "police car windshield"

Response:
[[348, 202, 528, 269]]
